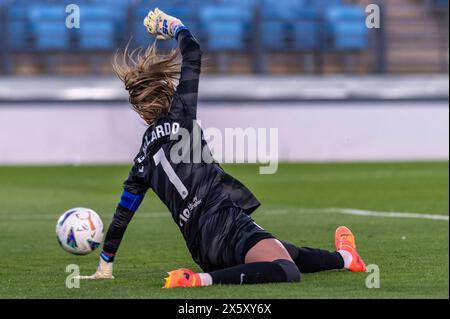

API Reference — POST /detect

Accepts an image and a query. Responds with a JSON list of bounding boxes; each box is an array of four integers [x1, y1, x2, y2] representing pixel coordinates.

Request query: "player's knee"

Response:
[[274, 259, 301, 283]]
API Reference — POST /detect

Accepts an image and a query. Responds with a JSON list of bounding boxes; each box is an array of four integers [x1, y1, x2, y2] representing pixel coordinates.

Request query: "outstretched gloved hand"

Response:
[[144, 8, 185, 40]]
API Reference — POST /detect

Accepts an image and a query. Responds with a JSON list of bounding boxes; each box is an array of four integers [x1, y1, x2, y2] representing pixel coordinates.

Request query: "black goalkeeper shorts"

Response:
[[190, 206, 275, 272]]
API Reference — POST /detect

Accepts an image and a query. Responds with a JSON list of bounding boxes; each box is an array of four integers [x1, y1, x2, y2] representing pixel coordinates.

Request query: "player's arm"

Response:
[[78, 164, 148, 280], [144, 8, 202, 119], [102, 172, 147, 260], [172, 27, 202, 119]]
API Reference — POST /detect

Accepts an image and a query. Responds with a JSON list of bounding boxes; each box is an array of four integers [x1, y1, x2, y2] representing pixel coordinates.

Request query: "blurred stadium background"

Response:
[[0, 0, 449, 300], [0, 0, 449, 74], [0, 0, 448, 163]]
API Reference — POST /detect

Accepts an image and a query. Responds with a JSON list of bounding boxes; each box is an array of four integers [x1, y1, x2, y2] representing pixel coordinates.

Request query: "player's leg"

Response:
[[200, 238, 300, 285], [164, 238, 300, 287], [164, 209, 300, 288], [163, 214, 366, 288], [244, 238, 293, 263], [203, 225, 368, 285], [280, 241, 345, 273], [281, 226, 366, 273], [201, 226, 369, 285]]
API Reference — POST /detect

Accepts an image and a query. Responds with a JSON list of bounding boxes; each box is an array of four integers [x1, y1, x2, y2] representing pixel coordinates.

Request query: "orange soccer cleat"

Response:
[[335, 226, 367, 272], [163, 268, 201, 288]]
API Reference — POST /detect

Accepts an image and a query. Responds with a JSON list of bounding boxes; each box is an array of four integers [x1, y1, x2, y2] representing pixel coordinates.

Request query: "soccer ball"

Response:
[[56, 208, 104, 255]]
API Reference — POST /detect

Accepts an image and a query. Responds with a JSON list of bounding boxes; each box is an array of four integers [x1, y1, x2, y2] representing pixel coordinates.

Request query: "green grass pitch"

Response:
[[0, 162, 448, 299]]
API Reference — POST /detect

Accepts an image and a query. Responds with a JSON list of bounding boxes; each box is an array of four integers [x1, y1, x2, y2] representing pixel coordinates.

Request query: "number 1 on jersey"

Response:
[[153, 148, 189, 199]]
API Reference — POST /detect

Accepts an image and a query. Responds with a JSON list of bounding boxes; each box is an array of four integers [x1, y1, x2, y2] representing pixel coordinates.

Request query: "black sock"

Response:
[[209, 259, 300, 285], [281, 240, 344, 273]]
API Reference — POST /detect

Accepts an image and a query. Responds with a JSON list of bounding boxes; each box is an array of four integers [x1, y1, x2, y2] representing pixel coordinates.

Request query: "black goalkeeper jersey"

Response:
[[117, 29, 260, 249]]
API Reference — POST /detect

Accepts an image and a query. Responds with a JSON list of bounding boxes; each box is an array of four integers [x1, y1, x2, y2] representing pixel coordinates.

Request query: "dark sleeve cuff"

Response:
[[175, 27, 190, 41]]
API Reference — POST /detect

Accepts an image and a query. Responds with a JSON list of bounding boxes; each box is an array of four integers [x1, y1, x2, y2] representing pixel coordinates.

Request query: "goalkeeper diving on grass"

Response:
[[79, 8, 367, 287]]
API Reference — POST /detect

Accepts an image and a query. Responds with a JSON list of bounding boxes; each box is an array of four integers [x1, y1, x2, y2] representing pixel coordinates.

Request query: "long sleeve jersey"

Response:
[[102, 29, 260, 259]]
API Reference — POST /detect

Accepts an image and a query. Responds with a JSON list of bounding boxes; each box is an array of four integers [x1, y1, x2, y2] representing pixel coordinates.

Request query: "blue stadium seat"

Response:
[[78, 6, 123, 50], [262, 0, 307, 19], [260, 2, 289, 50], [325, 6, 369, 51], [137, 0, 189, 12], [219, 0, 259, 8], [7, 22, 27, 49], [34, 22, 70, 51], [262, 21, 287, 50], [79, 5, 124, 24], [29, 5, 70, 51], [79, 21, 115, 50], [200, 6, 251, 51], [91, 0, 131, 5], [6, 3, 30, 50], [304, 0, 342, 10], [201, 5, 252, 22], [206, 23, 245, 51], [333, 22, 368, 50], [291, 8, 320, 50], [261, 0, 311, 50]]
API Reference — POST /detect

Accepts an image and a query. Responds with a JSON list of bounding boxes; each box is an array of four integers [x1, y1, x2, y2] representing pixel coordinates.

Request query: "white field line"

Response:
[[325, 208, 449, 221], [260, 208, 449, 221], [0, 211, 170, 221], [0, 208, 448, 221]]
